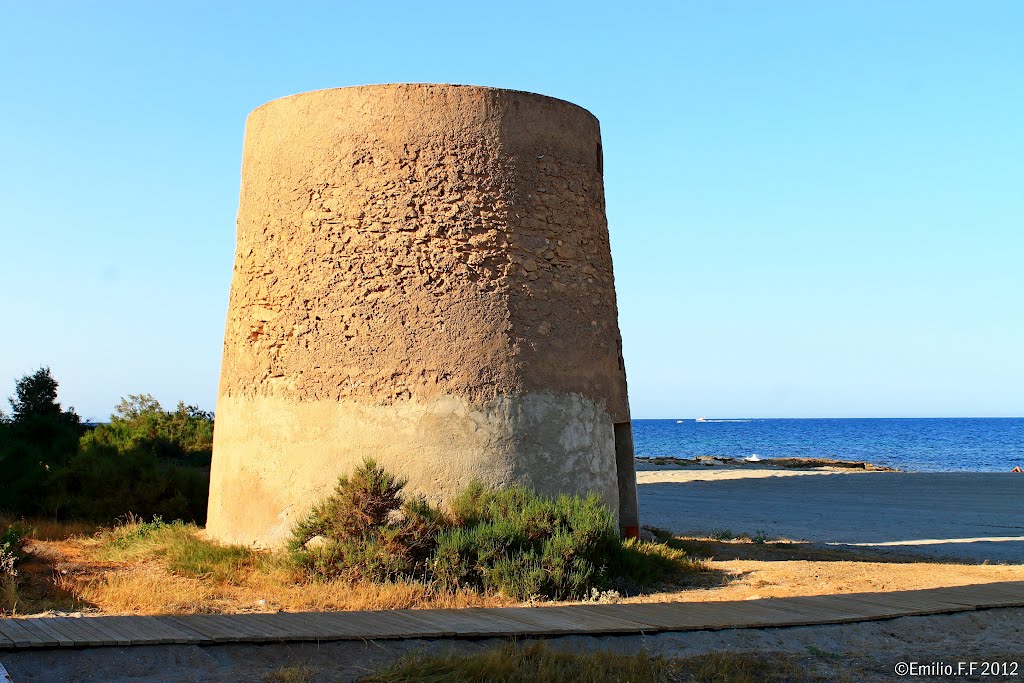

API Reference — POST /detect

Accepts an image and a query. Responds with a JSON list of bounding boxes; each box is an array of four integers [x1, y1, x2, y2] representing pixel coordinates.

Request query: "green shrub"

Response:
[[432, 486, 621, 600], [291, 459, 408, 545], [294, 461, 706, 600], [291, 459, 444, 582], [1, 522, 30, 578]]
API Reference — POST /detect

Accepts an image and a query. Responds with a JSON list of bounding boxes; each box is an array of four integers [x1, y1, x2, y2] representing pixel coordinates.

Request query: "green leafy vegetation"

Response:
[[0, 368, 212, 523], [360, 641, 810, 683], [1, 521, 30, 613], [292, 460, 708, 600]]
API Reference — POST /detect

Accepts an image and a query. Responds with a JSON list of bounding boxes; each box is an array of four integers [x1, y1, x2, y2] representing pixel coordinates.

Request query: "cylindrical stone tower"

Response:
[[207, 84, 637, 547]]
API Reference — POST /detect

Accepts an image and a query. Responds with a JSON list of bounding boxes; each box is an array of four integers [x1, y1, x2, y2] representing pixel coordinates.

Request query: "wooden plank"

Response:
[[48, 617, 104, 647], [243, 613, 317, 639], [3, 582, 1019, 651], [315, 610, 444, 639], [159, 615, 236, 644], [397, 609, 524, 637], [418, 608, 550, 637], [187, 614, 265, 643], [152, 615, 215, 643], [58, 618, 120, 651], [108, 615, 187, 645], [78, 617, 133, 646], [213, 614, 284, 642], [925, 583, 1024, 608], [753, 596, 895, 624], [828, 593, 973, 617], [209, 614, 275, 643], [343, 610, 450, 639], [530, 605, 654, 633], [0, 619, 47, 648], [616, 601, 795, 630], [105, 615, 165, 645], [7, 619, 60, 647], [609, 601, 811, 630], [280, 612, 350, 639], [636, 599, 887, 629], [556, 605, 662, 630], [485, 607, 604, 635], [560, 603, 672, 630], [34, 618, 88, 647], [303, 610, 411, 638], [262, 613, 327, 639], [124, 615, 176, 645], [132, 615, 197, 644], [193, 615, 261, 643], [0, 624, 16, 648], [95, 616, 162, 646], [19, 619, 76, 647], [232, 614, 304, 640], [781, 593, 960, 620], [934, 581, 1024, 598], [278, 612, 350, 638], [820, 590, 970, 611]]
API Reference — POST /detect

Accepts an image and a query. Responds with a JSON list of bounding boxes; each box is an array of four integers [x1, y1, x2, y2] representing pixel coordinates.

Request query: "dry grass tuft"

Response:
[[1, 576, 18, 614], [262, 665, 317, 683], [48, 518, 514, 615], [25, 519, 102, 541], [71, 563, 512, 615], [361, 641, 812, 683]]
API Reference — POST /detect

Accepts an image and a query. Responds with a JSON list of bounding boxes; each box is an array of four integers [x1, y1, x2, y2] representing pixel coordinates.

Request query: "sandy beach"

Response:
[[636, 461, 1024, 563]]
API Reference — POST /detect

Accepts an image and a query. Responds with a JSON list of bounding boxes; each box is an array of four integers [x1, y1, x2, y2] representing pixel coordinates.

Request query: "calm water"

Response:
[[632, 418, 1024, 472]]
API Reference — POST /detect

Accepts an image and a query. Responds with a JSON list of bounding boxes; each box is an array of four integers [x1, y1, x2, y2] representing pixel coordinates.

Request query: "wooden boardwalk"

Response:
[[1, 582, 1022, 650]]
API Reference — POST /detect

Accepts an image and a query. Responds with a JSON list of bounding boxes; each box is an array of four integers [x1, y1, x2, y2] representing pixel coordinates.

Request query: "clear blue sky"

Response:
[[2, 1, 1021, 420]]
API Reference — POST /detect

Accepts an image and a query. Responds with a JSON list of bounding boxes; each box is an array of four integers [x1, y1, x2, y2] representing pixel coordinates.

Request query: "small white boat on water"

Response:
[[695, 416, 707, 422]]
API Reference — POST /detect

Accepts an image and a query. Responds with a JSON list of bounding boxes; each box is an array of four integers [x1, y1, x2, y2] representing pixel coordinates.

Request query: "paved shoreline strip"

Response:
[[0, 581, 1021, 651]]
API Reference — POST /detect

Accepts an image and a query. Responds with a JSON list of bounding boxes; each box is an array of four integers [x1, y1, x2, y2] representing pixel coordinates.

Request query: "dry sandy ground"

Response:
[[3, 608, 1021, 682], [8, 464, 1024, 616], [3, 465, 1023, 680], [637, 464, 1024, 563]]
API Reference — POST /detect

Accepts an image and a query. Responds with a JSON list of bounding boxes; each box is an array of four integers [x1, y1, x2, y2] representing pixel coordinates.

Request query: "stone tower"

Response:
[[207, 84, 637, 547]]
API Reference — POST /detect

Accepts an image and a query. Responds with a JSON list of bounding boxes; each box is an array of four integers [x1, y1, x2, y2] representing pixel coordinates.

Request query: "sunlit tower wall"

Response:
[[206, 84, 638, 547]]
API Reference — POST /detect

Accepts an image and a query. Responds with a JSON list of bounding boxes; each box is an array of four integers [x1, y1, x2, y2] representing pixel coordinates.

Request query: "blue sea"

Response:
[[632, 418, 1024, 472]]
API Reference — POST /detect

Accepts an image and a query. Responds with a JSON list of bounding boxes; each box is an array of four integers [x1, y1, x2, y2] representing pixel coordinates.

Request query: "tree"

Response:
[[113, 394, 162, 421], [0, 368, 82, 516], [10, 367, 65, 421]]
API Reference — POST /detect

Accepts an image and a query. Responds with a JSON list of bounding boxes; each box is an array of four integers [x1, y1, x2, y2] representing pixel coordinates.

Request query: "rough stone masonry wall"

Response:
[[207, 84, 637, 547]]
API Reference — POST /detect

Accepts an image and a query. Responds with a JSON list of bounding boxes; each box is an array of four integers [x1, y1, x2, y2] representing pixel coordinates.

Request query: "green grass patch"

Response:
[[97, 515, 258, 582]]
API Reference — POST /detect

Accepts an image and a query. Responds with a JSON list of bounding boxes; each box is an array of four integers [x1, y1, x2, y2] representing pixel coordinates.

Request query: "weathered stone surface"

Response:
[[207, 84, 636, 547]]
